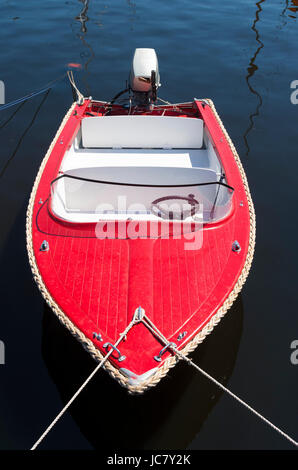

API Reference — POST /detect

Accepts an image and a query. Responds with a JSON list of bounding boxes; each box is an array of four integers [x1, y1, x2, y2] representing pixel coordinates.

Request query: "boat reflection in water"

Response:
[[42, 296, 243, 449]]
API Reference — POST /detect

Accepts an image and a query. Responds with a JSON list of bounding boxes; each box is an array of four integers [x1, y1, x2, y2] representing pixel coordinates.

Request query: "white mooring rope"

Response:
[[67, 70, 85, 105], [31, 312, 297, 449], [177, 352, 298, 447], [30, 316, 138, 450], [140, 313, 297, 448]]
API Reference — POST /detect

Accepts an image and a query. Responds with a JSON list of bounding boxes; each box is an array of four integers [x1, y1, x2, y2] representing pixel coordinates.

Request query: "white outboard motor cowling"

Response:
[[129, 48, 160, 105]]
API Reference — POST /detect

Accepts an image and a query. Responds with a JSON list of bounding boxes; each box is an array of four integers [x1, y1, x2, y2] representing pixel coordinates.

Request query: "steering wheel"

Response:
[[151, 194, 199, 220]]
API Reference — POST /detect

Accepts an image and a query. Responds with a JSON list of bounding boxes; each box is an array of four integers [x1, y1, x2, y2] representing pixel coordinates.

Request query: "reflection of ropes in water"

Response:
[[288, 0, 298, 18], [75, 0, 89, 33], [0, 101, 26, 130], [280, 0, 298, 23], [281, 0, 298, 21], [281, 0, 289, 23], [243, 0, 265, 157], [75, 0, 94, 96], [0, 90, 50, 179]]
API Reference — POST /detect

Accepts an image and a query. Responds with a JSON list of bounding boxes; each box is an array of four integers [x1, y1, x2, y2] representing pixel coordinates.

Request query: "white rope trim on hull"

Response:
[[26, 99, 256, 394]]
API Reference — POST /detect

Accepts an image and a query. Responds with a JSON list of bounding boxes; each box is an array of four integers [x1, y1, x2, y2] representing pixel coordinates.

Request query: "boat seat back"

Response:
[[81, 115, 204, 149]]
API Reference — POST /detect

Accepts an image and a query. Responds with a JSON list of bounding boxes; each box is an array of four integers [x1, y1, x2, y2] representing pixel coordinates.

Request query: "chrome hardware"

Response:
[[232, 240, 241, 253], [133, 306, 145, 322], [93, 332, 102, 342], [177, 331, 187, 341], [103, 342, 126, 362], [196, 98, 209, 107], [40, 240, 49, 252], [154, 342, 177, 362], [239, 201, 244, 207], [38, 198, 43, 204]]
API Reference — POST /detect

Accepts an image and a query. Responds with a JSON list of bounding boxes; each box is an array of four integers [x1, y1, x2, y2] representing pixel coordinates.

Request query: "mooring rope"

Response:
[[0, 73, 68, 112], [67, 70, 85, 105], [139, 312, 298, 448], [177, 353, 298, 447], [0, 100, 26, 129], [31, 310, 297, 449], [0, 90, 51, 179], [0, 69, 85, 112], [30, 314, 139, 450]]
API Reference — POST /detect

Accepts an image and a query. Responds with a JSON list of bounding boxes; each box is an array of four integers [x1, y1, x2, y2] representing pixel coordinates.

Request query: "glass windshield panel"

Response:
[[51, 174, 234, 225]]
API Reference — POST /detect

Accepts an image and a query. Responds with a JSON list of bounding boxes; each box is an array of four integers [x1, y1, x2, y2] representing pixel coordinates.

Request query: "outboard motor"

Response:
[[129, 48, 160, 107]]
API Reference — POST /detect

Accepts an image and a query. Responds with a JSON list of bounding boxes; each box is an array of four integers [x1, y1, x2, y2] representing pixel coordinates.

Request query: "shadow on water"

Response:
[[243, 0, 265, 157], [42, 296, 243, 449]]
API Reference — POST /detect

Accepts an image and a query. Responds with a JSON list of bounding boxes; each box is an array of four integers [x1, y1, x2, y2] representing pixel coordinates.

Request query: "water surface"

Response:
[[0, 0, 297, 450]]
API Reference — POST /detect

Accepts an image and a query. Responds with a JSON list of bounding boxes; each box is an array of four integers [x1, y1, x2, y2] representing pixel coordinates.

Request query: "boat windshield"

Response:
[[50, 174, 234, 225]]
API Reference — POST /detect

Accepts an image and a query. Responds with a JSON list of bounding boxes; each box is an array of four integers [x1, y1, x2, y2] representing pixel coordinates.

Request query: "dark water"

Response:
[[0, 0, 297, 450]]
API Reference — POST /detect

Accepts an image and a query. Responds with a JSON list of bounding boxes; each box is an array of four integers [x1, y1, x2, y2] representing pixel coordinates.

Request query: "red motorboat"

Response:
[[27, 49, 255, 393]]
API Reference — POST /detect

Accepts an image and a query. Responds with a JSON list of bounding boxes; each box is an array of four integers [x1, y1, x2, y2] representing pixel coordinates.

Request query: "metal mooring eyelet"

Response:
[[177, 331, 187, 341], [40, 240, 49, 252], [93, 332, 102, 342], [232, 240, 241, 253], [133, 306, 145, 322]]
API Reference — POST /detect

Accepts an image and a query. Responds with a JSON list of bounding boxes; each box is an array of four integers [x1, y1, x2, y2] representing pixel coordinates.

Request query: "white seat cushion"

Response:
[[81, 115, 204, 149]]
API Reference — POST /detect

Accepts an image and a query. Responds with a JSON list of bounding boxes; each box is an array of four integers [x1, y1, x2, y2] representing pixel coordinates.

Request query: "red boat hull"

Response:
[[27, 99, 255, 392]]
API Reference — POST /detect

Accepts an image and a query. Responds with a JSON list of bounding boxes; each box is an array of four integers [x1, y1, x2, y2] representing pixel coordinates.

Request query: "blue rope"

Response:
[[0, 72, 68, 112]]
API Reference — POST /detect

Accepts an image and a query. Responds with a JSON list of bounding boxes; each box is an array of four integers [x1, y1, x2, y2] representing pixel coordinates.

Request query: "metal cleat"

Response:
[[103, 342, 126, 362]]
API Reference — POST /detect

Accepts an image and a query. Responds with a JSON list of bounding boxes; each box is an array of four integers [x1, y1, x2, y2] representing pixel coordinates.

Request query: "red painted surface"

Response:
[[30, 99, 251, 378]]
